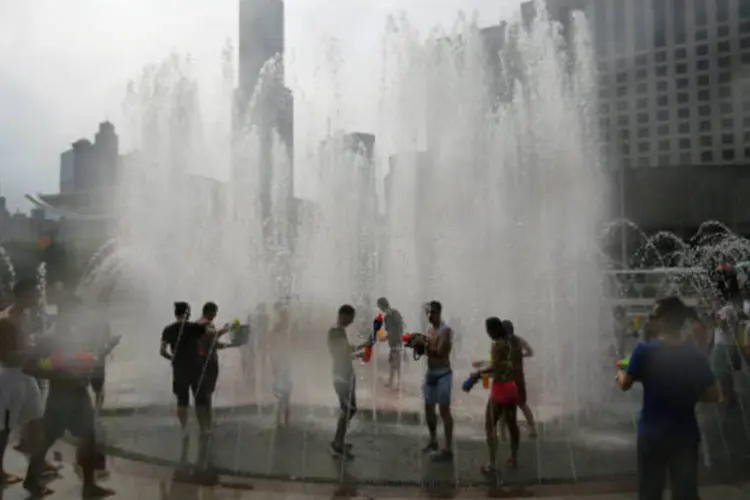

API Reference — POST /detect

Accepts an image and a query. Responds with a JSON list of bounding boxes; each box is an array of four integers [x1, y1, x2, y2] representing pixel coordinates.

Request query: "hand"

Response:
[[615, 370, 627, 385]]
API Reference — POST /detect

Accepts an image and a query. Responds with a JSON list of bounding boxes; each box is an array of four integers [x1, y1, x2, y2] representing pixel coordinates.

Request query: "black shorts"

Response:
[[334, 378, 357, 415], [90, 365, 106, 394], [173, 366, 215, 408], [44, 387, 95, 442]]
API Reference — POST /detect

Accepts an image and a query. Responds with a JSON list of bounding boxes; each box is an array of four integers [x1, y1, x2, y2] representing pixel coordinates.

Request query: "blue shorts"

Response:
[[423, 368, 453, 405]]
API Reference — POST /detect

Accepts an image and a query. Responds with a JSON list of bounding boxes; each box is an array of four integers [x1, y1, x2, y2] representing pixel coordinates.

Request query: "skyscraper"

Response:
[[239, 0, 284, 95]]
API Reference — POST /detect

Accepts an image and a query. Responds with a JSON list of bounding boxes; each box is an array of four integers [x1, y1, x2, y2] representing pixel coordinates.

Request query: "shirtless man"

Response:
[[377, 297, 404, 390], [500, 320, 537, 439], [414, 300, 454, 462]]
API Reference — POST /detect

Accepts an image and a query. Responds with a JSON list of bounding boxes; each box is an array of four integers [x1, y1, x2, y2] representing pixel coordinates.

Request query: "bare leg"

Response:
[[194, 405, 212, 435], [520, 403, 537, 436], [438, 403, 454, 451], [78, 436, 114, 498], [424, 404, 438, 447], [484, 400, 499, 470], [503, 406, 520, 468]]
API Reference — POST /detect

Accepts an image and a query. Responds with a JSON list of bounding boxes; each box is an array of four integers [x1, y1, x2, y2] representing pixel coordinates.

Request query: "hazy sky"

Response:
[[0, 0, 523, 210]]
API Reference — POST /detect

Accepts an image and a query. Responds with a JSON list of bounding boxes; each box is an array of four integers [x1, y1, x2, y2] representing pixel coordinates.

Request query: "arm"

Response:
[[473, 342, 503, 376], [618, 343, 646, 391], [518, 336, 534, 357], [159, 327, 173, 361]]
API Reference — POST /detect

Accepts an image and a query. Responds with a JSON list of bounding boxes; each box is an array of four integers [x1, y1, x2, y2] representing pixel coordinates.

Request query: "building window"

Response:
[[621, 129, 631, 140], [718, 56, 731, 68], [679, 138, 691, 149], [601, 103, 611, 113], [617, 100, 629, 111], [617, 86, 628, 97], [742, 2, 750, 19], [679, 152, 691, 164], [677, 107, 690, 119], [659, 140, 670, 151], [637, 82, 648, 94], [676, 63, 688, 74], [701, 151, 713, 162], [636, 68, 648, 80], [717, 0, 730, 23], [744, 116, 750, 127], [622, 158, 632, 168], [637, 113, 649, 123], [718, 40, 731, 53], [638, 157, 650, 167], [675, 78, 688, 89], [697, 59, 709, 71], [718, 86, 732, 99], [637, 98, 648, 109], [718, 25, 730, 38], [701, 136, 712, 147], [638, 128, 650, 138], [694, 0, 708, 27], [658, 154, 670, 165], [635, 53, 648, 66], [658, 124, 670, 135], [745, 101, 750, 112], [742, 37, 750, 50], [698, 90, 710, 101], [621, 144, 631, 155], [656, 65, 668, 77], [700, 121, 711, 132], [719, 71, 732, 84], [742, 52, 750, 65], [722, 134, 734, 145], [743, 20, 750, 33], [638, 142, 650, 153], [677, 93, 689, 104], [618, 115, 629, 126], [616, 72, 628, 84], [697, 74, 710, 86], [723, 149, 735, 161], [655, 50, 667, 63], [600, 89, 610, 99], [657, 95, 669, 107], [657, 80, 668, 92], [696, 29, 708, 41], [722, 118, 734, 130], [653, 0, 667, 47], [696, 44, 709, 56], [699, 105, 711, 116], [674, 0, 686, 44], [745, 148, 750, 158], [675, 47, 688, 59], [678, 122, 690, 134], [720, 102, 733, 115]]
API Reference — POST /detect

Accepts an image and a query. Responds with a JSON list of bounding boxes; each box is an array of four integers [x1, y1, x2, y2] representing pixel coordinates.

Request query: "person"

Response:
[[711, 275, 743, 406], [617, 296, 721, 500], [471, 317, 520, 473], [193, 302, 231, 433], [0, 280, 58, 485], [270, 302, 293, 428], [160, 302, 214, 439], [376, 297, 404, 390], [23, 295, 120, 498], [413, 300, 454, 462], [501, 320, 537, 439], [327, 304, 367, 459]]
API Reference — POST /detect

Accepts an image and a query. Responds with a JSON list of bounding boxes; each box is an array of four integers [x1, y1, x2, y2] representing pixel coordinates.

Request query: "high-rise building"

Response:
[[239, 0, 284, 95]]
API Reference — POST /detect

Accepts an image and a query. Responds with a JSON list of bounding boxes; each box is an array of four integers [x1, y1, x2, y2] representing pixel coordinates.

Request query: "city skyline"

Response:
[[0, 0, 517, 212]]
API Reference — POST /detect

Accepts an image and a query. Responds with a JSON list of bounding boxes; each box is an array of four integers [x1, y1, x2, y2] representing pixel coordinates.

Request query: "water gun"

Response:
[[373, 313, 386, 343], [462, 373, 480, 392], [616, 355, 630, 370], [362, 345, 373, 363], [402, 333, 427, 358], [36, 352, 97, 376]]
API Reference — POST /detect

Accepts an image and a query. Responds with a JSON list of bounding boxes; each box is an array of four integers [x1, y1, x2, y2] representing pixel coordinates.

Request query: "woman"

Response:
[[471, 317, 519, 473]]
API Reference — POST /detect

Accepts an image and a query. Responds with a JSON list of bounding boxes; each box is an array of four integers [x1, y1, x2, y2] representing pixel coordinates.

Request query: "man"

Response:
[[327, 304, 367, 459], [413, 300, 454, 462], [377, 297, 404, 390], [617, 296, 721, 500], [193, 302, 231, 432], [160, 302, 214, 439], [23, 294, 120, 498]]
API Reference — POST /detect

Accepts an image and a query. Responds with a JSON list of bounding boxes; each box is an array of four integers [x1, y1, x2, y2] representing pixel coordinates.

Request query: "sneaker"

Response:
[[421, 441, 439, 454], [431, 449, 454, 462], [329, 442, 354, 460]]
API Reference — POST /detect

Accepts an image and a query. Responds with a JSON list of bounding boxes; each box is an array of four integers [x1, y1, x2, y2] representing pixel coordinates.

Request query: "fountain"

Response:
[[0, 244, 15, 306], [77, 2, 750, 490]]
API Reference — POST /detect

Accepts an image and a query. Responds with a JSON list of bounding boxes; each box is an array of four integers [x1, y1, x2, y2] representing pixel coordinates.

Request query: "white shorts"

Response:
[[0, 367, 43, 431]]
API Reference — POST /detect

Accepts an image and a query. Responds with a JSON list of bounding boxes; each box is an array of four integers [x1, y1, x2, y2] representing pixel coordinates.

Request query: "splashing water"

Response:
[[0, 244, 15, 292]]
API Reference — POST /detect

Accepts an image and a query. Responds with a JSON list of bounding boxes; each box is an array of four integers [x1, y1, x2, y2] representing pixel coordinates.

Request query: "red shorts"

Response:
[[490, 380, 519, 405]]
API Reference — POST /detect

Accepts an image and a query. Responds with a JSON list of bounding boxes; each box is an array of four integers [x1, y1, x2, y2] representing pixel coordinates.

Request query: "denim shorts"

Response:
[[423, 368, 452, 405]]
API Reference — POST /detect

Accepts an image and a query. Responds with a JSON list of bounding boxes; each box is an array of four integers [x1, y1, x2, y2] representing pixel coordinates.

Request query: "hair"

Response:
[[338, 304, 355, 317], [376, 297, 389, 309], [485, 316, 508, 340], [651, 296, 689, 333], [428, 300, 442, 314], [174, 302, 190, 317], [13, 279, 37, 299], [501, 319, 515, 336], [202, 302, 218, 316]]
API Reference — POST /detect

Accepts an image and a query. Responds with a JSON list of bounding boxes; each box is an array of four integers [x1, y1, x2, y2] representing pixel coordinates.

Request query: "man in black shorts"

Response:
[[327, 304, 367, 459], [160, 303, 213, 439]]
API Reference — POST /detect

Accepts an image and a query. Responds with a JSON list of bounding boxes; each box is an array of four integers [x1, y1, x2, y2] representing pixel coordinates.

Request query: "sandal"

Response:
[[506, 456, 518, 469]]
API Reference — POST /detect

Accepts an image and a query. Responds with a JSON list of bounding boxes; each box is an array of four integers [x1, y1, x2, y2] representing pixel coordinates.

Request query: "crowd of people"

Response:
[[0, 267, 747, 499]]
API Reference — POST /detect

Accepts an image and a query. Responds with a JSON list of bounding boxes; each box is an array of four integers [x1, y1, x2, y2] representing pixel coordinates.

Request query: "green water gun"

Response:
[[616, 356, 630, 370]]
